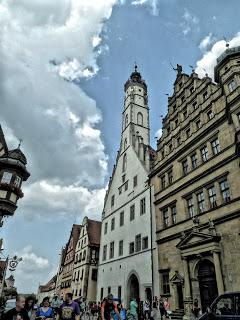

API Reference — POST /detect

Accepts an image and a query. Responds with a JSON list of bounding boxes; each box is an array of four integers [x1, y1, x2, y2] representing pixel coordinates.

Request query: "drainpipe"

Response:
[[149, 184, 154, 299]]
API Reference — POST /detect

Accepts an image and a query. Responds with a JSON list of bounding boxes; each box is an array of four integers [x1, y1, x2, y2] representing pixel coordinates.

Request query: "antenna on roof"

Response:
[[223, 36, 230, 48]]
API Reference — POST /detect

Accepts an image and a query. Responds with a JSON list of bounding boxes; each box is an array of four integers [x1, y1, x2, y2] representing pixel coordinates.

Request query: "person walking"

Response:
[[36, 297, 54, 319], [3, 295, 30, 320], [163, 298, 171, 320], [191, 299, 202, 320], [151, 299, 158, 320], [130, 298, 138, 320], [24, 296, 36, 320], [51, 295, 61, 316], [143, 299, 151, 320], [159, 296, 165, 320], [101, 294, 119, 320], [57, 292, 80, 320]]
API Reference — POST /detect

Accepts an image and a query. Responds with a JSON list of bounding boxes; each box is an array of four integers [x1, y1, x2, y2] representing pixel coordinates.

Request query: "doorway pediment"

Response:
[[176, 231, 220, 250]]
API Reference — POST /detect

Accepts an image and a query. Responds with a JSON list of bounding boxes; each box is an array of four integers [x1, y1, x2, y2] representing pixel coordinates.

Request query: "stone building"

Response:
[[57, 224, 81, 298], [97, 66, 158, 305], [37, 275, 57, 303], [71, 216, 101, 301], [149, 46, 240, 318]]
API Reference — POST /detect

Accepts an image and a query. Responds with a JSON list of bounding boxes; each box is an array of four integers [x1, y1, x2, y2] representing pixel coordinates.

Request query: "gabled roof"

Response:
[[87, 219, 101, 246], [176, 230, 220, 250]]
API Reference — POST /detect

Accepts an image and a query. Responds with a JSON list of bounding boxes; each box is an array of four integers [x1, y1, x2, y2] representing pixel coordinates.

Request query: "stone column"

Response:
[[213, 251, 224, 294], [182, 257, 192, 320]]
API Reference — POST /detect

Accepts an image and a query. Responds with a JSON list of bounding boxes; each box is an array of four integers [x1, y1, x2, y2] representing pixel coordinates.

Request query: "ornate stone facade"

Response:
[[149, 46, 240, 318]]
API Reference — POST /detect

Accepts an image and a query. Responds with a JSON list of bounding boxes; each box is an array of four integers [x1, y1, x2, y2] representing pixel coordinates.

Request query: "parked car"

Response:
[[199, 292, 240, 320], [3, 298, 16, 313]]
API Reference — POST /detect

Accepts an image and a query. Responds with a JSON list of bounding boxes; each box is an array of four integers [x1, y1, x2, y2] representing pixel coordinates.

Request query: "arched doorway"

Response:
[[128, 274, 140, 302], [198, 260, 218, 312]]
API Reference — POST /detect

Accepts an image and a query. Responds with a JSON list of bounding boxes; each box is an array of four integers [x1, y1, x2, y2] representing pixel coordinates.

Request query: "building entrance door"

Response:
[[128, 274, 140, 301], [177, 284, 184, 309], [198, 260, 218, 312]]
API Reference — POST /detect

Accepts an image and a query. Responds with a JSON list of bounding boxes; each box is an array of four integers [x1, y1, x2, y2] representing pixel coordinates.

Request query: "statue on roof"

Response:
[[173, 64, 183, 76]]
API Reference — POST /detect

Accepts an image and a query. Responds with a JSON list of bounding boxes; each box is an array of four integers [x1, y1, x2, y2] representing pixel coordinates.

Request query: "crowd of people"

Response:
[[2, 292, 202, 320]]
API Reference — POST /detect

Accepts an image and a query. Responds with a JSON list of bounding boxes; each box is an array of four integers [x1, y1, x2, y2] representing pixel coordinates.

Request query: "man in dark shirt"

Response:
[[3, 295, 30, 320], [101, 294, 119, 320], [57, 292, 80, 320]]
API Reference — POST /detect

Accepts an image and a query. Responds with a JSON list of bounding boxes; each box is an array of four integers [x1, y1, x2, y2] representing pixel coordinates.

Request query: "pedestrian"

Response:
[[36, 297, 54, 319], [101, 294, 119, 320], [56, 292, 80, 320], [159, 296, 165, 320], [191, 299, 201, 320], [3, 295, 30, 320], [150, 300, 158, 320], [51, 295, 61, 316], [143, 299, 151, 319], [119, 304, 127, 320], [24, 296, 36, 320], [130, 298, 138, 320], [163, 298, 171, 320]]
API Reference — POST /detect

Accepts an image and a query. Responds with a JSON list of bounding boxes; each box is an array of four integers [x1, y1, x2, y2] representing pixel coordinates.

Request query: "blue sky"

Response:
[[1, 0, 240, 293]]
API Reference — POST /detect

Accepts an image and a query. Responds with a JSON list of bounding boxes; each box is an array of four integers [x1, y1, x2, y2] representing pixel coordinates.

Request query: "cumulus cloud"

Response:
[[0, 0, 120, 223], [12, 245, 56, 293], [199, 33, 214, 52], [131, 0, 160, 16], [155, 128, 163, 139], [196, 33, 240, 78]]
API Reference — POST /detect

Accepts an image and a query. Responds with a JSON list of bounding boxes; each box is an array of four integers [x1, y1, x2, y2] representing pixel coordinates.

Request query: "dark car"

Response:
[[199, 292, 240, 320]]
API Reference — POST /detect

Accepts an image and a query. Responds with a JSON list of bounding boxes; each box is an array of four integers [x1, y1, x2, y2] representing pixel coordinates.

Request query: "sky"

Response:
[[0, 0, 240, 293]]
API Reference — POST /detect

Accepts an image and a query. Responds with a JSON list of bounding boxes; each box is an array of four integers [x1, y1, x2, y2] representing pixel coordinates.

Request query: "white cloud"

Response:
[[181, 9, 199, 36], [199, 33, 214, 52], [12, 245, 56, 293], [131, 0, 160, 16], [155, 128, 162, 139], [196, 33, 240, 78]]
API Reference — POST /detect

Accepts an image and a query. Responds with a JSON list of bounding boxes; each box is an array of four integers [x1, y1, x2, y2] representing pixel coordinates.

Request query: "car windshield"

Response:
[[6, 301, 15, 308]]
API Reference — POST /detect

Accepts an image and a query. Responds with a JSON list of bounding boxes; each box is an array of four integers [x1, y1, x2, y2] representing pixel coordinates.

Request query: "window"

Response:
[[111, 217, 115, 231], [213, 296, 234, 316], [182, 159, 188, 175], [211, 139, 220, 155], [124, 138, 127, 150], [196, 120, 201, 129], [183, 110, 187, 119], [169, 144, 172, 152], [13, 176, 21, 188], [111, 195, 115, 208], [177, 137, 181, 146], [133, 175, 138, 187], [190, 86, 194, 94], [220, 180, 231, 202], [168, 170, 173, 184], [130, 204, 135, 221], [104, 222, 108, 235], [193, 101, 198, 109], [118, 286, 122, 299], [109, 242, 114, 259], [186, 128, 191, 138], [120, 211, 124, 226], [1, 172, 12, 184], [162, 150, 165, 159], [82, 250, 86, 261], [181, 95, 185, 103], [162, 272, 170, 294], [92, 269, 97, 281], [137, 112, 143, 126], [135, 234, 141, 252], [161, 175, 166, 189], [100, 288, 104, 301], [171, 205, 177, 224], [208, 186, 217, 208], [207, 110, 214, 120], [191, 153, 197, 169], [122, 154, 127, 172], [175, 119, 179, 127], [201, 147, 209, 162], [108, 287, 111, 294], [142, 236, 148, 250], [102, 245, 107, 261], [140, 198, 146, 215], [228, 79, 237, 92], [187, 197, 195, 217], [122, 175, 126, 183], [119, 187, 122, 195], [203, 91, 208, 100], [125, 181, 128, 191], [163, 208, 169, 228], [129, 242, 134, 254], [125, 114, 128, 128], [197, 191, 205, 213], [119, 240, 123, 256]]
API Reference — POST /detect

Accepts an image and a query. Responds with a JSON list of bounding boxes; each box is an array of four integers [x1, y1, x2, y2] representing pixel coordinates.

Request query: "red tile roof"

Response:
[[87, 219, 101, 246]]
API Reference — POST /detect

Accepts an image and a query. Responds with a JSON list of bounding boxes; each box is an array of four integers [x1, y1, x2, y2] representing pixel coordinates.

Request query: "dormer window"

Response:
[[181, 95, 185, 103], [13, 176, 21, 188], [193, 101, 198, 110], [1, 172, 12, 184], [207, 110, 214, 120], [203, 91, 208, 100], [228, 79, 237, 93]]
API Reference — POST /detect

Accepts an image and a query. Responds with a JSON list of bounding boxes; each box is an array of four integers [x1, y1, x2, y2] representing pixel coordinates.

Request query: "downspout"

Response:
[[149, 183, 154, 298]]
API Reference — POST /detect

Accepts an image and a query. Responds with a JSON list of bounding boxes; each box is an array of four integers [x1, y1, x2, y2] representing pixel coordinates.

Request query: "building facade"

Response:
[[72, 216, 101, 301], [97, 67, 158, 305], [58, 224, 81, 298], [37, 275, 57, 303], [149, 46, 240, 319]]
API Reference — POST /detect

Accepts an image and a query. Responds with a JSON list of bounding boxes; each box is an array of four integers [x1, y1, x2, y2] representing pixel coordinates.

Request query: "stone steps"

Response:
[[170, 309, 184, 320]]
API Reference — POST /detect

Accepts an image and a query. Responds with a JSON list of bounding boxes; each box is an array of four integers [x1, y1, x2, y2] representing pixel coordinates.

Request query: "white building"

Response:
[[97, 66, 159, 306]]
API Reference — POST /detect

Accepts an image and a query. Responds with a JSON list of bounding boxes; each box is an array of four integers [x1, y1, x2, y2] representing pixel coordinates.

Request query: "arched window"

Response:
[[75, 254, 78, 262], [124, 138, 127, 150], [122, 153, 127, 172], [79, 252, 82, 261], [125, 114, 129, 128], [137, 112, 143, 126], [83, 250, 86, 261]]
